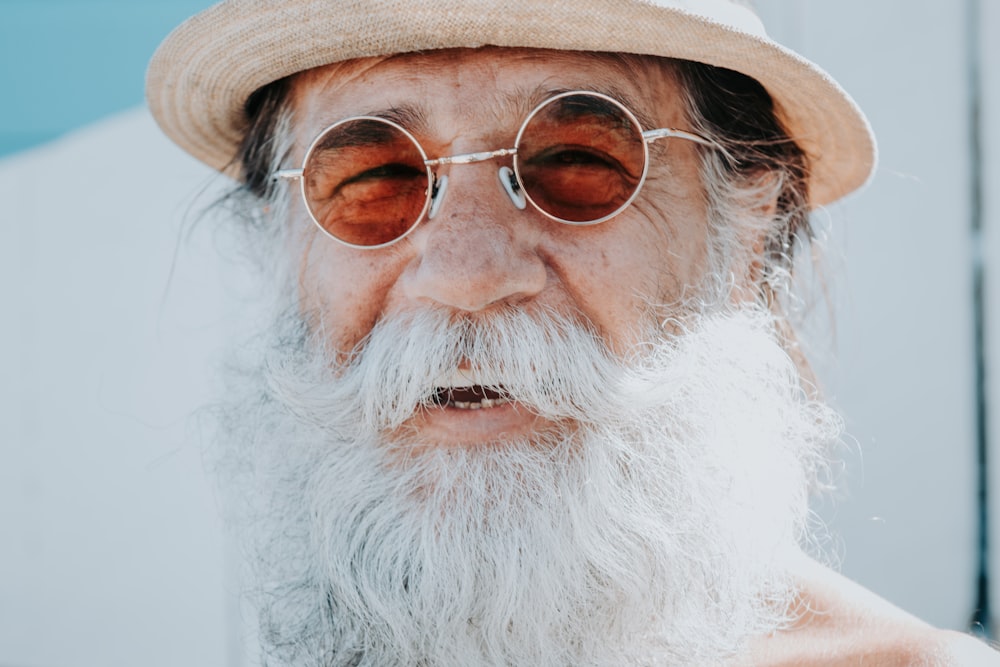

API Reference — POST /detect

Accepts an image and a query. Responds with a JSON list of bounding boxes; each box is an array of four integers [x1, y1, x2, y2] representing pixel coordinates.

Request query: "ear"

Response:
[[741, 174, 821, 396], [729, 170, 781, 306], [774, 314, 822, 398], [748, 171, 781, 283]]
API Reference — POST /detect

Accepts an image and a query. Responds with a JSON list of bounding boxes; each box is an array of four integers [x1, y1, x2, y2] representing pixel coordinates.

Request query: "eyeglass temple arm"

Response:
[[642, 128, 734, 162], [273, 168, 304, 181]]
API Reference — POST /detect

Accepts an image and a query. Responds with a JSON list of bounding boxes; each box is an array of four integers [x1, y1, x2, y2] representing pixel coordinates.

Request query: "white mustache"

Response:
[[431, 367, 507, 390], [270, 307, 621, 436]]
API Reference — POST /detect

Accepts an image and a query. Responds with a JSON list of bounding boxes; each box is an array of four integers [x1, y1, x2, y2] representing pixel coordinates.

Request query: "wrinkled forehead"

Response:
[[286, 47, 685, 141]]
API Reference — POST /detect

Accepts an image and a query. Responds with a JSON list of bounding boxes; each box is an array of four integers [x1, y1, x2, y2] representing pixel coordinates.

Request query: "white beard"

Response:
[[212, 304, 839, 666]]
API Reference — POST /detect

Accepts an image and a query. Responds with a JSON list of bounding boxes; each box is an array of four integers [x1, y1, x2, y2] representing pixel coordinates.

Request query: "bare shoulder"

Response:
[[863, 628, 1000, 666], [874, 629, 1000, 666], [744, 554, 1000, 666], [933, 630, 1000, 666]]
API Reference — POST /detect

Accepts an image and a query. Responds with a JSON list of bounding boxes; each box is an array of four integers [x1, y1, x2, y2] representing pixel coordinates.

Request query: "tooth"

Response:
[[480, 398, 494, 408], [454, 401, 470, 409], [469, 403, 481, 410]]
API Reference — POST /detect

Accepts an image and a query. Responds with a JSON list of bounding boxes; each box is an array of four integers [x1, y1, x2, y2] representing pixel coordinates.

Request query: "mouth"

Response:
[[430, 369, 513, 410], [402, 368, 548, 448]]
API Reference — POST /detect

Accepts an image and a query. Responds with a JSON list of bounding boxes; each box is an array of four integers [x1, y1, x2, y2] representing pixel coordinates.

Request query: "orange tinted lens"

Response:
[[302, 118, 429, 247], [516, 94, 645, 223]]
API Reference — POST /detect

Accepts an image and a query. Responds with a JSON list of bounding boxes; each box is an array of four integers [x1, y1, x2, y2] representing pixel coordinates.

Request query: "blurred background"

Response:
[[2, 0, 999, 664]]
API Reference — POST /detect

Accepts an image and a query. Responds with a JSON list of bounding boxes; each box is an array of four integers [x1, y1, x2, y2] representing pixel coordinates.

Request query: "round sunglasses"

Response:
[[273, 90, 719, 249]]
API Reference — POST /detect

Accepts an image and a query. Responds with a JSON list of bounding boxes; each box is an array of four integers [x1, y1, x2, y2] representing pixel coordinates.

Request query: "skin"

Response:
[[743, 552, 1000, 666], [284, 47, 1000, 665], [288, 48, 709, 448]]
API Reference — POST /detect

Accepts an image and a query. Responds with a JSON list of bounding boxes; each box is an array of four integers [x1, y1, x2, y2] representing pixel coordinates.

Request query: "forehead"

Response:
[[288, 48, 684, 139]]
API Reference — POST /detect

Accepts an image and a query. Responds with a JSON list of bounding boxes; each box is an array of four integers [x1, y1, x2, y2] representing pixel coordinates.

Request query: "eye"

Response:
[[528, 145, 622, 171], [306, 149, 425, 204], [341, 162, 426, 187]]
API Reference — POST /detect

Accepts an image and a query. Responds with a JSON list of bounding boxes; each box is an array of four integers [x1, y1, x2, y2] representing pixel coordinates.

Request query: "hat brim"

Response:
[[146, 0, 876, 207]]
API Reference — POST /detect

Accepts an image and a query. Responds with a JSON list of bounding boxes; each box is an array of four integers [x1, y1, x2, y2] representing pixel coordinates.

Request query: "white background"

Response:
[[2, 1, 999, 664]]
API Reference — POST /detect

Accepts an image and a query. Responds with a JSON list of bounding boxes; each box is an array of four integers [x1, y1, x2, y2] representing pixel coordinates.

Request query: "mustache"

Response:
[[265, 307, 623, 436]]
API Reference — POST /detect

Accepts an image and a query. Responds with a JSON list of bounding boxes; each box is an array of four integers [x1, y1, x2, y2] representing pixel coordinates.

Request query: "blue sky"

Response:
[[0, 1, 216, 159]]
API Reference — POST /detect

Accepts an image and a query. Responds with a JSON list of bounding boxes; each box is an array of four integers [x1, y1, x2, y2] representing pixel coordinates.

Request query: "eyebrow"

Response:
[[360, 104, 430, 134], [355, 86, 659, 136], [519, 84, 660, 130]]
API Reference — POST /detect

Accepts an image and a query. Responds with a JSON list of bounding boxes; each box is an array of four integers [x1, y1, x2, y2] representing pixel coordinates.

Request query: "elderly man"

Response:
[[148, 0, 997, 664]]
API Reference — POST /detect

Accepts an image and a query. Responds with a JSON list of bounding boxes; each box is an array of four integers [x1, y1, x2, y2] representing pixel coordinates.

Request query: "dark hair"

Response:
[[238, 75, 293, 201]]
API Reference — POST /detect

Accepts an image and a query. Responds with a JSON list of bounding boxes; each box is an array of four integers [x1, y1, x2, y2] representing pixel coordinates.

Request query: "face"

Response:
[[286, 48, 712, 448], [222, 49, 832, 666]]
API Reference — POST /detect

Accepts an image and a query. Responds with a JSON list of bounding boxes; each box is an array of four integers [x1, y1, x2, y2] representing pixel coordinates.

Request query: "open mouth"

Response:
[[432, 385, 511, 409], [431, 369, 512, 410]]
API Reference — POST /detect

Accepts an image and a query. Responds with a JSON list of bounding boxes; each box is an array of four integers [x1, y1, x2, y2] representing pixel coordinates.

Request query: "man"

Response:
[[147, 0, 999, 664]]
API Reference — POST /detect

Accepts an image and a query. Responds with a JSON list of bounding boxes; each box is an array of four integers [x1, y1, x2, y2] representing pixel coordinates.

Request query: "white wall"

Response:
[[755, 0, 982, 631], [0, 110, 243, 666], [2, 2, 998, 665], [980, 0, 1000, 637]]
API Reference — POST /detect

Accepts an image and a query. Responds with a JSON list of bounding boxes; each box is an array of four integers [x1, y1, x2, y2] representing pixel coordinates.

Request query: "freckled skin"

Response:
[[287, 48, 711, 359]]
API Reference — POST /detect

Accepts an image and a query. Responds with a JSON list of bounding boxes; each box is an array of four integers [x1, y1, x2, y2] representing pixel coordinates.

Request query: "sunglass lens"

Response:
[[302, 118, 429, 247], [515, 93, 646, 224]]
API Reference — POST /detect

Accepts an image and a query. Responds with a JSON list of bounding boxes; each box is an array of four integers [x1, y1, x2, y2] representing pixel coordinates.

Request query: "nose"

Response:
[[402, 167, 547, 312]]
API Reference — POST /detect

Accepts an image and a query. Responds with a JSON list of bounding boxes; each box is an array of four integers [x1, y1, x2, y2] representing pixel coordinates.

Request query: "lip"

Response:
[[395, 366, 557, 447], [401, 399, 549, 448]]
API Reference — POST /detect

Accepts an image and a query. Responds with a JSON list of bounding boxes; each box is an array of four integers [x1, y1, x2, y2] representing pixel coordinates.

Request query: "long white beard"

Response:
[[213, 305, 839, 666]]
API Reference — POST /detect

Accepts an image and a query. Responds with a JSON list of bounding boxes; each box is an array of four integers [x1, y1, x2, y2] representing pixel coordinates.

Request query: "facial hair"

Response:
[[211, 304, 839, 666]]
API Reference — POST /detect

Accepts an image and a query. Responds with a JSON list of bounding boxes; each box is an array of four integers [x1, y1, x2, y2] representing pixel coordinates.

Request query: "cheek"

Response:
[[539, 213, 706, 354], [295, 232, 400, 354], [632, 172, 712, 291], [637, 205, 709, 294]]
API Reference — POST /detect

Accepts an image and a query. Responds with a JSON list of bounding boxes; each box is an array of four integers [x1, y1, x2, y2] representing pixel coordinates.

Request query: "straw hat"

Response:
[[146, 0, 876, 207]]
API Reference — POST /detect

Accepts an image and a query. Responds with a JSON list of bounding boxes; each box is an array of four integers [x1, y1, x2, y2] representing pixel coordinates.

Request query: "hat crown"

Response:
[[645, 0, 766, 37]]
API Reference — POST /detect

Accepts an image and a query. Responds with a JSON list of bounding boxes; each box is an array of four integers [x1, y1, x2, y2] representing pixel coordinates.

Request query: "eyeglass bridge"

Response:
[[425, 147, 517, 167]]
